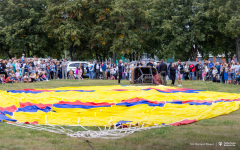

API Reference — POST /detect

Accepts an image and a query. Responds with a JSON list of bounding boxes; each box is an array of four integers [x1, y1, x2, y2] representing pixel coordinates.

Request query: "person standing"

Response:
[[106, 61, 111, 79], [137, 61, 143, 67], [94, 61, 100, 79], [24, 62, 29, 76], [170, 63, 176, 86], [50, 62, 55, 80], [40, 60, 46, 72], [177, 60, 184, 86], [118, 60, 123, 84], [6, 60, 13, 74], [123, 63, 127, 79], [216, 62, 221, 75], [167, 62, 172, 80], [235, 62, 240, 73], [78, 63, 84, 80], [126, 63, 131, 80], [184, 62, 189, 80], [195, 61, 199, 80], [102, 61, 107, 79], [231, 62, 236, 83], [198, 61, 203, 80], [147, 60, 153, 67], [208, 61, 214, 81], [15, 60, 20, 72], [189, 62, 195, 80], [0, 60, 6, 77], [158, 59, 167, 85], [61, 59, 68, 79], [88, 61, 94, 79], [55, 61, 60, 79], [12, 60, 16, 73]]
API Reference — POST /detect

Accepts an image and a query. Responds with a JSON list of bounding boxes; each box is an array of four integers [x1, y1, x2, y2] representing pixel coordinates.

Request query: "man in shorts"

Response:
[[177, 60, 184, 86]]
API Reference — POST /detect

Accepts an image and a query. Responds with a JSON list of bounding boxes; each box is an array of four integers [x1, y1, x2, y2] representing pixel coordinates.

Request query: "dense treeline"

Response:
[[0, 0, 239, 62]]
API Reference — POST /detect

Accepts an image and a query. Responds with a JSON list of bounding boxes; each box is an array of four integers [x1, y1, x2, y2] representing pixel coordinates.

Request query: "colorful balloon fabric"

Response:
[[0, 85, 240, 127]]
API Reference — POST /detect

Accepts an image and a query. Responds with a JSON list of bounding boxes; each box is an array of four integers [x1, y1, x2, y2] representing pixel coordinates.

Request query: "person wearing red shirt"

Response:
[[5, 75, 13, 83], [189, 62, 195, 80]]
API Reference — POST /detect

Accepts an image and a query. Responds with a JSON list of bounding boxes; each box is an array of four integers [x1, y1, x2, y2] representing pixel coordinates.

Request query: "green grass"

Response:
[[0, 79, 240, 150]]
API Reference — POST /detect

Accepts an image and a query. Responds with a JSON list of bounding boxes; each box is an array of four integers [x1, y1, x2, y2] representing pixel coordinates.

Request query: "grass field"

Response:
[[0, 79, 239, 150]]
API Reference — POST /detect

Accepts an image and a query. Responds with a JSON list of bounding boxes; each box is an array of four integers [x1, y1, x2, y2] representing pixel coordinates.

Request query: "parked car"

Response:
[[67, 61, 89, 78]]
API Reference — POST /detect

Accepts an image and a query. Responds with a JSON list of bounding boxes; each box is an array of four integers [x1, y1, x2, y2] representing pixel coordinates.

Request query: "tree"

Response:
[[0, 0, 54, 58]]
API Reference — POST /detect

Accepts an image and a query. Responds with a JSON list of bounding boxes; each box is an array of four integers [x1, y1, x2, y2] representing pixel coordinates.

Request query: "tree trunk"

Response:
[[225, 50, 229, 63], [69, 46, 73, 60], [72, 44, 75, 61], [7, 50, 12, 59], [95, 49, 98, 61], [26, 43, 30, 57], [236, 35, 240, 62], [112, 51, 116, 64], [193, 44, 198, 61], [69, 44, 76, 61]]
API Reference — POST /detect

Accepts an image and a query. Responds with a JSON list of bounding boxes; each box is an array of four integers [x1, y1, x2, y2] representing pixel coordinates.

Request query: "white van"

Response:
[[67, 61, 89, 78]]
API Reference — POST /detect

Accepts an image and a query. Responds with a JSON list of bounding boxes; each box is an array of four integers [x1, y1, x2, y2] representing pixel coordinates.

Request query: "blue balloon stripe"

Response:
[[52, 104, 112, 109]]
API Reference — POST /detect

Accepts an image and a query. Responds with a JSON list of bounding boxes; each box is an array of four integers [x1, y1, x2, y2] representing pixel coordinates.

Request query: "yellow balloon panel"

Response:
[[0, 85, 240, 127]]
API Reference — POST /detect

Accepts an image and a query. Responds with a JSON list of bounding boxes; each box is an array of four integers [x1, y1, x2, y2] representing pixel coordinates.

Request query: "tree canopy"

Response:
[[0, 0, 239, 62]]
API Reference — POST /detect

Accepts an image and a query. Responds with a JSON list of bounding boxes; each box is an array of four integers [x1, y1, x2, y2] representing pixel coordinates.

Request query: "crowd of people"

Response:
[[157, 59, 240, 86], [0, 54, 239, 86], [0, 54, 68, 84]]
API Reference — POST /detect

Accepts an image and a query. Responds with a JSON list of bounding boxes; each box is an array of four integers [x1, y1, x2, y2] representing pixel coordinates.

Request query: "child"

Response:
[[69, 69, 74, 80], [29, 64, 32, 74], [17, 75, 22, 83], [79, 67, 83, 80], [11, 74, 17, 83], [110, 67, 117, 80], [228, 69, 232, 84], [24, 62, 29, 75], [24, 72, 29, 83], [212, 75, 220, 83], [42, 71, 47, 81], [29, 73, 36, 82], [39, 72, 43, 81], [224, 68, 229, 84], [9, 70, 14, 77], [32, 67, 36, 74], [220, 69, 224, 84], [235, 72, 240, 85], [15, 70, 20, 79], [76, 67, 79, 79], [46, 65, 50, 80], [1, 74, 5, 84], [35, 72, 40, 81], [19, 68, 22, 77], [37, 68, 41, 74], [35, 64, 39, 72], [5, 74, 13, 83], [202, 70, 207, 81]]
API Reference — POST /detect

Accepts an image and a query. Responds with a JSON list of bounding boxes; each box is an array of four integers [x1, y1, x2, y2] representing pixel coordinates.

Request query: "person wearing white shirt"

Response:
[[34, 58, 39, 66], [61, 59, 68, 79], [94, 61, 100, 79], [212, 67, 218, 76], [231, 62, 236, 81], [235, 62, 240, 73]]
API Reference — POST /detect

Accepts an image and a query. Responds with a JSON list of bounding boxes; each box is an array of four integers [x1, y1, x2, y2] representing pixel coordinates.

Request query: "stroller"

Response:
[[130, 67, 161, 85]]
